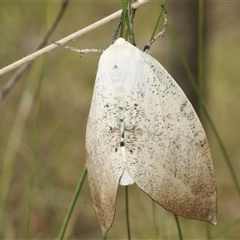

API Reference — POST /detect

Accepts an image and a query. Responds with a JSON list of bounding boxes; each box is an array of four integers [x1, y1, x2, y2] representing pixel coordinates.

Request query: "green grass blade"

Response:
[[58, 166, 87, 240], [120, 0, 137, 43], [120, 0, 128, 38], [206, 222, 212, 240], [174, 214, 183, 240], [103, 234, 107, 240], [125, 186, 131, 240]]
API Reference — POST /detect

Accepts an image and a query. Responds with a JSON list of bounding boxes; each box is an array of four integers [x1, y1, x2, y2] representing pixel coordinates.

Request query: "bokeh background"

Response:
[[0, 0, 240, 239]]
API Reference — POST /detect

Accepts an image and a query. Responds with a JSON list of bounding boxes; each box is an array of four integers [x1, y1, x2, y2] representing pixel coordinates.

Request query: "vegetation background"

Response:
[[0, 0, 240, 239]]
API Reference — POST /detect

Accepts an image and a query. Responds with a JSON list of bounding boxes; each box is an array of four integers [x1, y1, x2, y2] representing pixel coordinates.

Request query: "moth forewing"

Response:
[[86, 38, 217, 235], [86, 62, 123, 234]]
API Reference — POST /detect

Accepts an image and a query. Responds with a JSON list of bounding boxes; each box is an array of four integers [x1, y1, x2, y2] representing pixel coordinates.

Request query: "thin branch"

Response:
[[0, 0, 150, 78], [0, 0, 70, 103]]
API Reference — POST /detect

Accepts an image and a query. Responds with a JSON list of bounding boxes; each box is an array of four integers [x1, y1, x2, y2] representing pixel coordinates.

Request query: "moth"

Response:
[[85, 37, 217, 235]]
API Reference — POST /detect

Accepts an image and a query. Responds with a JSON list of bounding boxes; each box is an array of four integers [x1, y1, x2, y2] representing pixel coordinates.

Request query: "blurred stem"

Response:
[[152, 202, 160, 238], [58, 166, 87, 240], [25, 0, 69, 237], [25, 2, 51, 239], [125, 186, 131, 240], [0, 80, 35, 235], [212, 217, 240, 238], [206, 222, 212, 240], [168, 24, 240, 198], [25, 57, 45, 240], [103, 234, 107, 240], [198, 0, 204, 120], [0, 0, 69, 103], [0, 3, 69, 232], [25, 37, 46, 240], [174, 214, 183, 240]]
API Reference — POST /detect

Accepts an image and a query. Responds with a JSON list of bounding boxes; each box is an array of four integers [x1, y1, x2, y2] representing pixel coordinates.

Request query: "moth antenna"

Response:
[[144, 4, 167, 52], [53, 41, 104, 57]]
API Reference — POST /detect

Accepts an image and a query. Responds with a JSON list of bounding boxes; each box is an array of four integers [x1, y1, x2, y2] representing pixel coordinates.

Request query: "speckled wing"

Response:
[[86, 38, 217, 235], [122, 44, 217, 225], [85, 42, 125, 234]]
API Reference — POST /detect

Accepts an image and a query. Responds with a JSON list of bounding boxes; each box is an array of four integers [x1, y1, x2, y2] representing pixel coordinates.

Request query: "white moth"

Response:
[[86, 37, 217, 235]]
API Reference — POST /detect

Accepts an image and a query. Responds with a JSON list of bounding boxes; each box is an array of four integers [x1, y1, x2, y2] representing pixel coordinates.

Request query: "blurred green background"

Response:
[[0, 1, 240, 239]]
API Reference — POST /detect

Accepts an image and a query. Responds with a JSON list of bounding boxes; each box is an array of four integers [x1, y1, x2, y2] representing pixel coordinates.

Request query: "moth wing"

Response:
[[125, 51, 217, 224], [86, 65, 123, 235]]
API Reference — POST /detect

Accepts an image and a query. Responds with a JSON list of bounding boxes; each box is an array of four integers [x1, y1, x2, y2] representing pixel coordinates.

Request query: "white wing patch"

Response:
[[86, 38, 217, 235]]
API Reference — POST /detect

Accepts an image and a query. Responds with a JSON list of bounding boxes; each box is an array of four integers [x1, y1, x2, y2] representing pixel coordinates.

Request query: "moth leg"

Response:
[[144, 4, 167, 52]]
